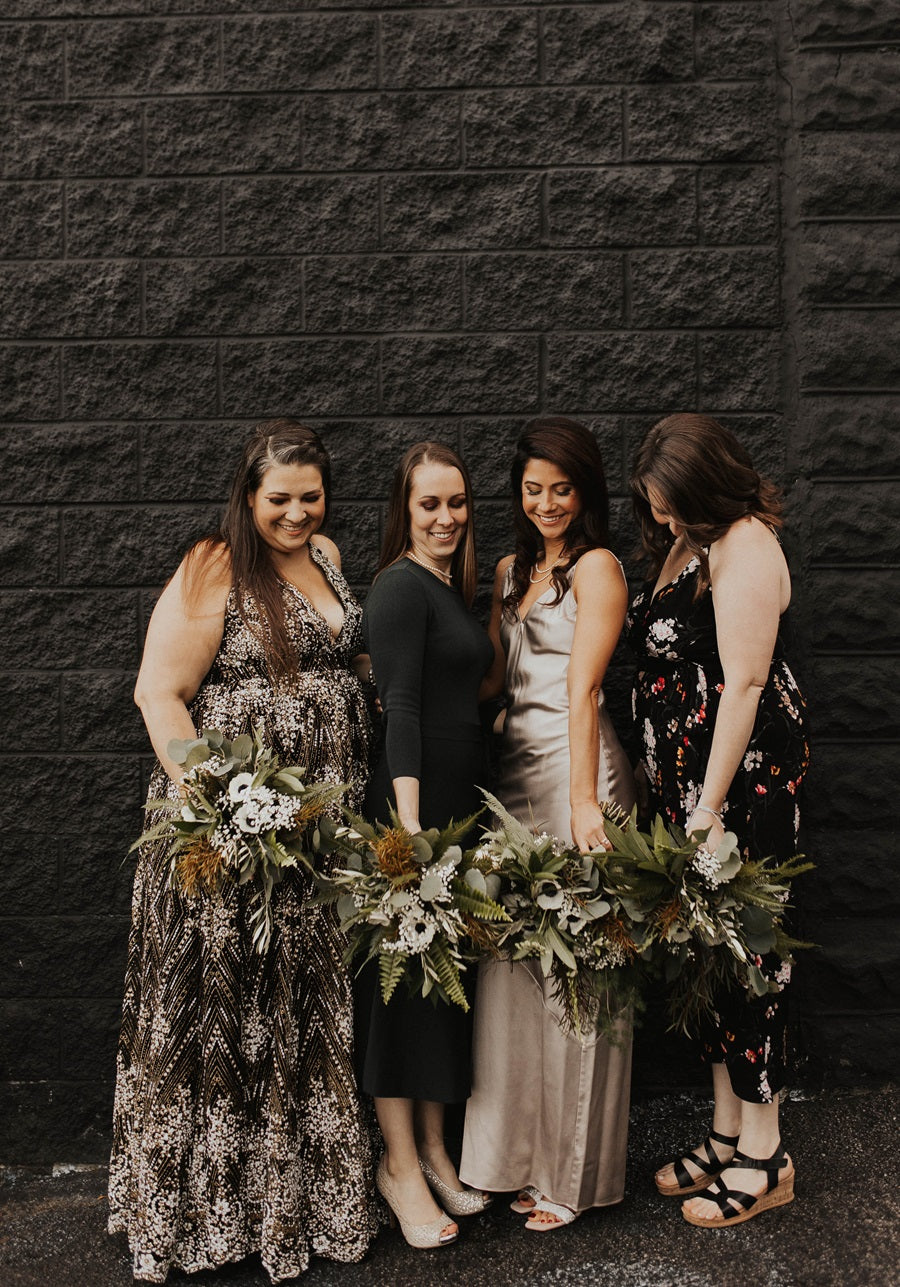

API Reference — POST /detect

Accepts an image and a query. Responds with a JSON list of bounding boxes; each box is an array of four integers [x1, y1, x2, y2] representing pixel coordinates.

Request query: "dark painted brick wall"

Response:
[[0, 2, 897, 1163]]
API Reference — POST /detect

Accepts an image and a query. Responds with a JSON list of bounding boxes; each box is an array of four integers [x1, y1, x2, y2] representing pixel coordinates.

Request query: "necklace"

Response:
[[407, 550, 453, 583], [529, 552, 567, 584]]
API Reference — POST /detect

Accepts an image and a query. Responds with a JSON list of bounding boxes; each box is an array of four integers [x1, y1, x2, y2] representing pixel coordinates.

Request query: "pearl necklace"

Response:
[[407, 550, 453, 583], [529, 552, 567, 584]]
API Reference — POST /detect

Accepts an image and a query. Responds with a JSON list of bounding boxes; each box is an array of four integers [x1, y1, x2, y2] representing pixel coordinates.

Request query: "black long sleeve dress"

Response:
[[355, 557, 493, 1102]]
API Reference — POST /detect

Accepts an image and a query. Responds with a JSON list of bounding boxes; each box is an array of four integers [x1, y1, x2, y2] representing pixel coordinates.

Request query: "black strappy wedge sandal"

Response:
[[655, 1130, 739, 1196], [681, 1143, 795, 1227]]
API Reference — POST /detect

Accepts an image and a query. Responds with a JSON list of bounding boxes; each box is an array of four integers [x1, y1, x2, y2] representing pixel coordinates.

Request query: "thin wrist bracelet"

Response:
[[696, 804, 723, 823]]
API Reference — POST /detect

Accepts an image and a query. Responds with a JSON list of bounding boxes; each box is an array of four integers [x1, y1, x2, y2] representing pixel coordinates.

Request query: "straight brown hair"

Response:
[[185, 419, 332, 677], [377, 441, 478, 607]]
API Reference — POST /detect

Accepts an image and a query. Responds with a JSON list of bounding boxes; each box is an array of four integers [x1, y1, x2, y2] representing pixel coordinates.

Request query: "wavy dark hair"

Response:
[[377, 441, 478, 607], [630, 413, 783, 592], [503, 416, 611, 619], [185, 418, 332, 677]]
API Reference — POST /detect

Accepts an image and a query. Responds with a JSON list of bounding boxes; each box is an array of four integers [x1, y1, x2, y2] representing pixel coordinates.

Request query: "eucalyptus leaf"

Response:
[[410, 834, 434, 864], [716, 853, 743, 882], [418, 870, 444, 903], [464, 868, 487, 894], [484, 873, 501, 901], [336, 894, 358, 925]]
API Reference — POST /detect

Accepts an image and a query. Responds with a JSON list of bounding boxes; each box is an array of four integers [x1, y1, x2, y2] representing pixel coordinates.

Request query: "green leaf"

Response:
[[426, 939, 469, 1011], [545, 924, 577, 972], [410, 834, 434, 864], [231, 733, 253, 762], [464, 868, 486, 895], [379, 951, 407, 1005]]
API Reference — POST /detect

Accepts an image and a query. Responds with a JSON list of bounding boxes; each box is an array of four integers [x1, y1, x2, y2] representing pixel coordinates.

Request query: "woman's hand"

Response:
[[571, 801, 611, 854], [686, 808, 725, 851]]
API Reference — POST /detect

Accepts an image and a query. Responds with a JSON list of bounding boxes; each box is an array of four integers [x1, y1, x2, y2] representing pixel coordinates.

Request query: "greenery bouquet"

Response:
[[473, 792, 642, 1036], [131, 727, 345, 952], [312, 813, 508, 1011], [600, 808, 813, 1036]]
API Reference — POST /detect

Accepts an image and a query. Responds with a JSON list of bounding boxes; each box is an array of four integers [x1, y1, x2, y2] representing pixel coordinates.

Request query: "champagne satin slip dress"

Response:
[[460, 564, 635, 1213]]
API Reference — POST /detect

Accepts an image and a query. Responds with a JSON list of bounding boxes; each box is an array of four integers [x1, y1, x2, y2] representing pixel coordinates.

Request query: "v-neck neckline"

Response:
[[281, 544, 347, 644], [650, 553, 700, 605]]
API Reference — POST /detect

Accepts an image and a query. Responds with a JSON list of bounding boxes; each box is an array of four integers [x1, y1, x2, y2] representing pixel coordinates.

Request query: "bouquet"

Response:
[[312, 813, 508, 1011], [600, 809, 813, 1036], [132, 728, 345, 952], [473, 792, 642, 1037]]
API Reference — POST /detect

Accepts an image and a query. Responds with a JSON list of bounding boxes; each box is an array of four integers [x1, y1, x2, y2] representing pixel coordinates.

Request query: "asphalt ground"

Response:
[[2, 1086, 897, 1287]]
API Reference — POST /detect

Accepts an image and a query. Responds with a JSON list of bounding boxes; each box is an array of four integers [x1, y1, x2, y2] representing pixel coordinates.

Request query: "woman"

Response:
[[460, 416, 636, 1231], [356, 442, 494, 1249], [627, 413, 809, 1227], [108, 420, 379, 1282]]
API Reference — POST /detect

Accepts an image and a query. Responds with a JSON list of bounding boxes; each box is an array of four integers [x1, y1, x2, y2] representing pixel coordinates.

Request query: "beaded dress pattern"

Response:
[[108, 543, 379, 1283], [627, 554, 809, 1102]]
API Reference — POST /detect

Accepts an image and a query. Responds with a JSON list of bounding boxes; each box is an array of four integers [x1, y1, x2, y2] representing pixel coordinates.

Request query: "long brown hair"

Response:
[[186, 419, 332, 676], [631, 413, 783, 590], [377, 441, 478, 607], [503, 416, 611, 619]]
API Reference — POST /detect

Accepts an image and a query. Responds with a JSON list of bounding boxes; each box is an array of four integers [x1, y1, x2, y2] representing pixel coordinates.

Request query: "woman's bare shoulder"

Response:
[[178, 539, 233, 612], [311, 532, 341, 568]]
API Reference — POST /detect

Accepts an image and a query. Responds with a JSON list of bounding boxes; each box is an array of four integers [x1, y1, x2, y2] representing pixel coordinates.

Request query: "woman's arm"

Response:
[[134, 546, 231, 784], [688, 519, 789, 846], [568, 549, 629, 852], [365, 571, 428, 833], [478, 556, 513, 703]]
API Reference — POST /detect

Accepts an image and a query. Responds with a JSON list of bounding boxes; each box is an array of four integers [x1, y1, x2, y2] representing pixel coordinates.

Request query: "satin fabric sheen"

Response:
[[460, 566, 635, 1212]]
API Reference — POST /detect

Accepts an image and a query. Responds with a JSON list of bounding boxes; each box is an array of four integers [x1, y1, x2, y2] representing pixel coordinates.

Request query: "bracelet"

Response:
[[695, 804, 723, 823]]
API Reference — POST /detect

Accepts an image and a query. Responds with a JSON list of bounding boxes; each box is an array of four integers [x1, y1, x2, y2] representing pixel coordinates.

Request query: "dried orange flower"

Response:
[[176, 839, 227, 897], [655, 897, 683, 935], [374, 828, 418, 882]]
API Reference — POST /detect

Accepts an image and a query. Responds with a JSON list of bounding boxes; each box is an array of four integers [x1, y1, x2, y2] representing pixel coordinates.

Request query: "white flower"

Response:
[[649, 618, 677, 642], [691, 845, 725, 887], [228, 772, 254, 803], [180, 803, 203, 822], [234, 802, 263, 834]]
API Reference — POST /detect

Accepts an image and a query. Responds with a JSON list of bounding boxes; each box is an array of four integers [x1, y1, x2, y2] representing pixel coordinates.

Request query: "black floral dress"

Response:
[[627, 555, 809, 1103]]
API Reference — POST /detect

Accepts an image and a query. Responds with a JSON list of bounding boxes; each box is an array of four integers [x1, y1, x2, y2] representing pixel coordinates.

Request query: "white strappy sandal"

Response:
[[510, 1184, 541, 1214], [525, 1199, 577, 1231]]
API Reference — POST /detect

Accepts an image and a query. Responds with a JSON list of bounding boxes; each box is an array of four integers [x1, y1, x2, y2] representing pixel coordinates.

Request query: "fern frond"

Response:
[[378, 951, 407, 1005], [426, 940, 469, 1011], [450, 877, 509, 922]]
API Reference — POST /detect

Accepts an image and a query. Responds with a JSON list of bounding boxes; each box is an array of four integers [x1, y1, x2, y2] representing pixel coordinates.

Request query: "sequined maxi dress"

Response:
[[627, 554, 809, 1103], [108, 544, 380, 1284]]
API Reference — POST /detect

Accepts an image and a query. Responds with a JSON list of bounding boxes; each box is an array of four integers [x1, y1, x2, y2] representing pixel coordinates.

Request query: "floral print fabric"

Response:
[[627, 556, 810, 1103], [108, 543, 380, 1282]]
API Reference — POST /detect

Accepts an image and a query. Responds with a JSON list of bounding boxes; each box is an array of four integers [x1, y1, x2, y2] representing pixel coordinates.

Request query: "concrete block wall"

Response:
[[0, 2, 895, 1163], [781, 1, 900, 1082]]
